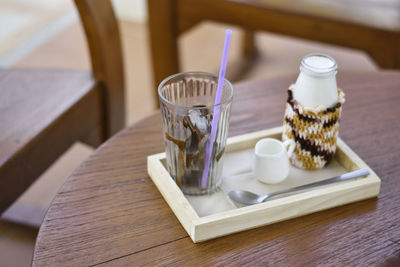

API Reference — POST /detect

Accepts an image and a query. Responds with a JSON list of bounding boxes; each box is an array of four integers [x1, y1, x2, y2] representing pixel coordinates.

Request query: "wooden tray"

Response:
[[147, 126, 381, 243]]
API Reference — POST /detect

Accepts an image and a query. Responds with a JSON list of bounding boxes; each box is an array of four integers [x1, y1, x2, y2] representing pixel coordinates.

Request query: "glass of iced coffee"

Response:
[[158, 72, 233, 195]]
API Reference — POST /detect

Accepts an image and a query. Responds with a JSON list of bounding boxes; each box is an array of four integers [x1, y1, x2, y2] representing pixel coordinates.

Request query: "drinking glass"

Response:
[[158, 72, 233, 195]]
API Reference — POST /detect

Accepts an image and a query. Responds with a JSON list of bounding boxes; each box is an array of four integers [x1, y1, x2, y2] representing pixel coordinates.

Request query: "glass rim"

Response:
[[158, 71, 234, 110]]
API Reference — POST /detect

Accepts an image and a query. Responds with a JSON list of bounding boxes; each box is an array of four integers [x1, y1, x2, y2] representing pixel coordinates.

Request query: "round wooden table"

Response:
[[33, 73, 400, 266]]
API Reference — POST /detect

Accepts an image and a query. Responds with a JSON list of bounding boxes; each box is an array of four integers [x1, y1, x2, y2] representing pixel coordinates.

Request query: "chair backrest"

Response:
[[75, 0, 125, 137]]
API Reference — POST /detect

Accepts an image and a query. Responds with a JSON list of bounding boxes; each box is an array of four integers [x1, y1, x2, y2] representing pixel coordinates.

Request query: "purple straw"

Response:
[[201, 29, 232, 189]]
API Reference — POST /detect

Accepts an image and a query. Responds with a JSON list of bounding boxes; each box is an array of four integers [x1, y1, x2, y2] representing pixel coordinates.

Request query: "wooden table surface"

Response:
[[33, 72, 400, 266]]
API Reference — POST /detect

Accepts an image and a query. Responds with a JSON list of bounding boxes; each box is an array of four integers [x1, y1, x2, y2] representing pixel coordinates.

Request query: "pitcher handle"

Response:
[[283, 139, 295, 158]]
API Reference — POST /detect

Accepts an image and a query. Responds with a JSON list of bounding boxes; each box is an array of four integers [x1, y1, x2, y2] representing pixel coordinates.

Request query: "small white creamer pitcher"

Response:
[[254, 138, 295, 184]]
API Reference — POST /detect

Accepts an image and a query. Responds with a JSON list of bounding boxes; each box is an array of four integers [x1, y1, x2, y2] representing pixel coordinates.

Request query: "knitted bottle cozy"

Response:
[[282, 85, 345, 170]]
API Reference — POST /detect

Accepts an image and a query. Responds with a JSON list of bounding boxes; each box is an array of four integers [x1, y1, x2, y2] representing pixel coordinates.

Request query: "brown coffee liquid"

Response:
[[165, 105, 224, 189]]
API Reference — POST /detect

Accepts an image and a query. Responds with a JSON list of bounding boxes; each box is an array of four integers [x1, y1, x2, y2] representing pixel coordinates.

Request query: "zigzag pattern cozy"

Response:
[[282, 85, 345, 170]]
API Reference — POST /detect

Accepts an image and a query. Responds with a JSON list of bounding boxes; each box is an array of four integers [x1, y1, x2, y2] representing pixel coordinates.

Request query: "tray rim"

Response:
[[147, 126, 381, 242]]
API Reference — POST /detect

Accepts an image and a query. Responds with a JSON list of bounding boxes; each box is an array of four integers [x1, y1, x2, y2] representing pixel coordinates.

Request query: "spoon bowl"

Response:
[[228, 190, 265, 205]]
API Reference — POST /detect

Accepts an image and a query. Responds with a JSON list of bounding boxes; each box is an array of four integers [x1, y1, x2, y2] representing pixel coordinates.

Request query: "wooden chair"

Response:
[[148, 0, 400, 101], [0, 0, 124, 214]]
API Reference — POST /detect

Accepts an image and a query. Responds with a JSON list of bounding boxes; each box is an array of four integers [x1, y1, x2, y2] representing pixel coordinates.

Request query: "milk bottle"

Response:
[[293, 54, 338, 109], [283, 53, 345, 170]]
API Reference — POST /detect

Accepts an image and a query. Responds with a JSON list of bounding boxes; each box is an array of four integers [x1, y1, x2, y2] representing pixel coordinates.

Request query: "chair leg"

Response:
[[242, 30, 257, 60], [81, 124, 104, 147], [226, 29, 258, 82], [365, 35, 400, 69], [148, 0, 180, 106], [367, 48, 400, 69]]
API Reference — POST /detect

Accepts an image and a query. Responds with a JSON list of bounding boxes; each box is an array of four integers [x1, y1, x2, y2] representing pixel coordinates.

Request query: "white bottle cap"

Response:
[[300, 54, 337, 77]]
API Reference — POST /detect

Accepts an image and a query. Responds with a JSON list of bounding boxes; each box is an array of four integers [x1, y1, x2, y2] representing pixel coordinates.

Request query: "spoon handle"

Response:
[[265, 169, 370, 200]]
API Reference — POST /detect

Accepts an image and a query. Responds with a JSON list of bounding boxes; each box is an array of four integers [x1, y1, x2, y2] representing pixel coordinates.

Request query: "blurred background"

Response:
[[0, 0, 379, 265]]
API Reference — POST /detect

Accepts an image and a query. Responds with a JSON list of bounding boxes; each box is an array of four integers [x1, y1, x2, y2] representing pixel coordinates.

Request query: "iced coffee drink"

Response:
[[158, 72, 233, 195]]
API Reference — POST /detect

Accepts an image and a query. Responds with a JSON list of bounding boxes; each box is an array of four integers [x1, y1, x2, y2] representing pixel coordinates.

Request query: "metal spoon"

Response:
[[228, 169, 370, 205]]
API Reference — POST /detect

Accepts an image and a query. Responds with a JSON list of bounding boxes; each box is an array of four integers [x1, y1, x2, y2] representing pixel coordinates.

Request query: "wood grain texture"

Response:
[[33, 72, 400, 266]]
